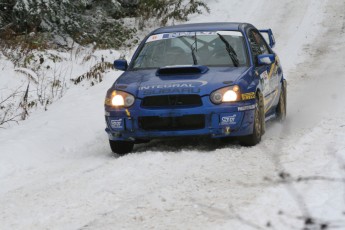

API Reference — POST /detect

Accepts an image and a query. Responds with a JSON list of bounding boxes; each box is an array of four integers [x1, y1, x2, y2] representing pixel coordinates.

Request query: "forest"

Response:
[[0, 0, 209, 49]]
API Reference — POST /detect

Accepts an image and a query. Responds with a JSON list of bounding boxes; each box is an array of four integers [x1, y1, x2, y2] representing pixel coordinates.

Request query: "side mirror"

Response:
[[257, 54, 275, 65], [259, 29, 276, 48], [114, 59, 128, 71]]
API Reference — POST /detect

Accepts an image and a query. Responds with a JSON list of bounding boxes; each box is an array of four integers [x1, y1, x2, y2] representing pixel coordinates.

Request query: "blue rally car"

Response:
[[105, 22, 287, 155]]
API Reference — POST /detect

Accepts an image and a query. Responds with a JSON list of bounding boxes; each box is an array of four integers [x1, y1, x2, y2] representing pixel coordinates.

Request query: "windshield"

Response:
[[132, 31, 248, 69]]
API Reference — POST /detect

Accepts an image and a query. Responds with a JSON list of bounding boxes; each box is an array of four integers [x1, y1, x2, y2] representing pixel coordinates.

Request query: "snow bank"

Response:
[[1, 0, 345, 229]]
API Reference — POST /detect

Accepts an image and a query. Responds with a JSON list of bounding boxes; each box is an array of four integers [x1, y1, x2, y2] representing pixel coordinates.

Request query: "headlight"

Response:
[[210, 85, 241, 104], [105, 90, 135, 108]]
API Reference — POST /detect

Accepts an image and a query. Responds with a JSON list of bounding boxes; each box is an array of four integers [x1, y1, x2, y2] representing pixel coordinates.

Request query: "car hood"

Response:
[[113, 66, 250, 98]]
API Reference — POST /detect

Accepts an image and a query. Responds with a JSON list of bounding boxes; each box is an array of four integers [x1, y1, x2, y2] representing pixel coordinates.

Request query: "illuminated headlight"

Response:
[[223, 90, 238, 102], [112, 95, 124, 106], [210, 85, 241, 104], [105, 90, 135, 108]]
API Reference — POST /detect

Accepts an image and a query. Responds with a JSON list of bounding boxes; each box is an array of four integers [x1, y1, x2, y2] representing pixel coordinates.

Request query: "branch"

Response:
[[0, 110, 21, 126], [0, 85, 24, 106], [0, 23, 13, 31]]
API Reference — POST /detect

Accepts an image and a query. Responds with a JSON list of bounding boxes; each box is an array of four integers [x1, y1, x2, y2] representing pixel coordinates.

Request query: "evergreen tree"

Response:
[[0, 0, 209, 49], [137, 0, 210, 27]]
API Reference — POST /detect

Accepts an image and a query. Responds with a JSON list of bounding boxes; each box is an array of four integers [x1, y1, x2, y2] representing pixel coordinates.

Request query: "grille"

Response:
[[139, 115, 205, 131], [141, 95, 202, 107]]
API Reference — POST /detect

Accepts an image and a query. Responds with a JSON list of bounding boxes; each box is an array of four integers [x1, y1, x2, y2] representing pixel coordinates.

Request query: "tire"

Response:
[[239, 93, 264, 146], [276, 80, 287, 122], [109, 140, 134, 156]]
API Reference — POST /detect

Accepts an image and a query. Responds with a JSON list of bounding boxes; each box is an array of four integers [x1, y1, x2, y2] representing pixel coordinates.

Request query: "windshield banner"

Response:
[[146, 31, 242, 43]]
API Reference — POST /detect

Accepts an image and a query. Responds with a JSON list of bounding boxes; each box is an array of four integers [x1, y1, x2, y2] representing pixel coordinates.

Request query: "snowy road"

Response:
[[1, 0, 345, 229]]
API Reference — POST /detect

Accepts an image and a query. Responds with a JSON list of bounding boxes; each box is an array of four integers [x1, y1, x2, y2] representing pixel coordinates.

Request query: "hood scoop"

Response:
[[156, 65, 209, 76]]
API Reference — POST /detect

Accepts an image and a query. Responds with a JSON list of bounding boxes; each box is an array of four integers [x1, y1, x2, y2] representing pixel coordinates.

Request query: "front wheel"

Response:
[[109, 140, 134, 156], [239, 93, 264, 146]]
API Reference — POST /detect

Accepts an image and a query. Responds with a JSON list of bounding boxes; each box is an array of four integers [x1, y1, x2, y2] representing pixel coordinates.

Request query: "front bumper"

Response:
[[105, 98, 256, 141]]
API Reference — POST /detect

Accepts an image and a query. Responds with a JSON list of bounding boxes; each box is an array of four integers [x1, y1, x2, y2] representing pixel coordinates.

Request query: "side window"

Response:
[[248, 30, 270, 64]]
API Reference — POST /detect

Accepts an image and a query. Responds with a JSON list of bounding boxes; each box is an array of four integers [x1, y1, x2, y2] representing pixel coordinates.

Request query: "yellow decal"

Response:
[[242, 92, 256, 100], [264, 89, 279, 113], [125, 109, 131, 117], [267, 56, 278, 79], [105, 98, 112, 106]]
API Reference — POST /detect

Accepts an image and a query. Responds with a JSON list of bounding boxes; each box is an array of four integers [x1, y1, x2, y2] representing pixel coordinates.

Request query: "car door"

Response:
[[247, 29, 279, 114]]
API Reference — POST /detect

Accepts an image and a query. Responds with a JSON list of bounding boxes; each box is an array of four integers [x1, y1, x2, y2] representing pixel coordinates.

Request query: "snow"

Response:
[[1, 0, 345, 229]]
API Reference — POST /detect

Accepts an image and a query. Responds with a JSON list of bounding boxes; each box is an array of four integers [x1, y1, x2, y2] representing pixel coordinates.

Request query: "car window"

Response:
[[132, 31, 249, 69], [248, 30, 270, 64]]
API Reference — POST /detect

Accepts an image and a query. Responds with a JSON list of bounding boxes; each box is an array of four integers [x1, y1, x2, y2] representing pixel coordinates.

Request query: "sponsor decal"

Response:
[[139, 80, 207, 90], [238, 104, 256, 111], [241, 92, 256, 100], [111, 118, 123, 129], [140, 83, 195, 90], [146, 31, 242, 43], [264, 89, 279, 114], [260, 70, 269, 79], [139, 80, 207, 96], [146, 34, 165, 43], [143, 88, 201, 96], [221, 114, 237, 125], [260, 70, 269, 94]]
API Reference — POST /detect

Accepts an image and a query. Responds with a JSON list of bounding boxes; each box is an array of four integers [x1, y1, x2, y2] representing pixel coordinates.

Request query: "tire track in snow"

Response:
[[1, 0, 344, 230], [239, 0, 345, 228]]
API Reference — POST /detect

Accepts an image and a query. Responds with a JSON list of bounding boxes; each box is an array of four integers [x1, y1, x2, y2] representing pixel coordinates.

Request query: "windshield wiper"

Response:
[[191, 32, 198, 65], [191, 44, 198, 65], [177, 35, 198, 65], [216, 33, 239, 67]]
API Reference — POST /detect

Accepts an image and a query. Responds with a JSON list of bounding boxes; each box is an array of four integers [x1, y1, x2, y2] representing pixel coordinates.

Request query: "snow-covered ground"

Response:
[[1, 0, 345, 229]]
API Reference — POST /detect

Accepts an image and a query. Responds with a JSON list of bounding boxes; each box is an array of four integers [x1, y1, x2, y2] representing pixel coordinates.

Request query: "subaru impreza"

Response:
[[105, 22, 287, 155]]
